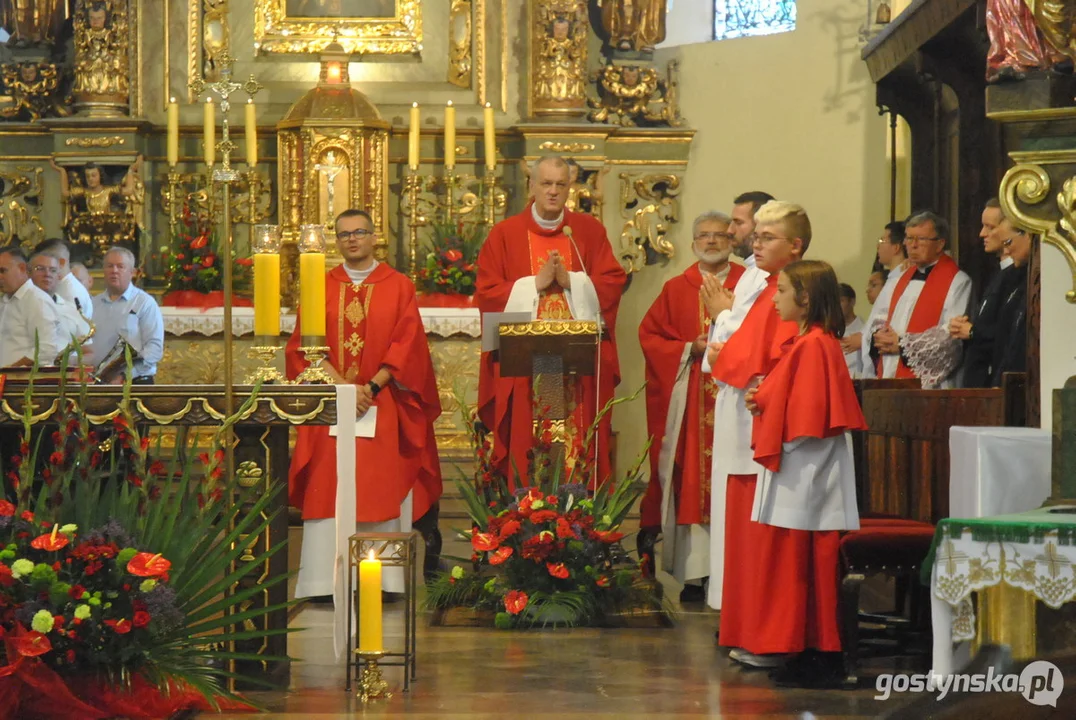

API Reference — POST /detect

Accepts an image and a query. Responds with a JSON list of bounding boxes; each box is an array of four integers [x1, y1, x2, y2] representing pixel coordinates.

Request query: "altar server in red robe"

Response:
[[743, 259, 867, 686], [475, 156, 626, 485], [706, 200, 805, 664], [288, 209, 442, 598], [638, 211, 744, 601], [870, 211, 970, 388]]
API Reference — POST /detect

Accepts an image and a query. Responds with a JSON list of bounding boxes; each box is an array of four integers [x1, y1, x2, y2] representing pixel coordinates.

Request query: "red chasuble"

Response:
[[638, 262, 745, 528], [286, 264, 443, 524], [880, 254, 960, 378], [711, 274, 799, 388], [752, 327, 868, 472], [475, 203, 626, 486]]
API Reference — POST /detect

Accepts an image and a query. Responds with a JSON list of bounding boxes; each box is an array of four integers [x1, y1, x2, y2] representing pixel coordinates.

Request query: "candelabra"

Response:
[[189, 53, 263, 481], [403, 170, 428, 281], [164, 170, 182, 243]]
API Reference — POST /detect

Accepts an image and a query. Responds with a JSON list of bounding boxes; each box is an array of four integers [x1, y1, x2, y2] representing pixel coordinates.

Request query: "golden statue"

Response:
[[51, 155, 142, 264], [533, 5, 589, 106], [589, 62, 681, 127], [0, 0, 64, 46], [1024, 0, 1076, 71], [598, 0, 667, 53], [0, 62, 70, 120], [72, 0, 130, 116]]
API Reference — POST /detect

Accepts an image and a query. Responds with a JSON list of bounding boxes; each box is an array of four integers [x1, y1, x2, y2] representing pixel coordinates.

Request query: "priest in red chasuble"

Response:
[[637, 211, 744, 601], [287, 209, 443, 598], [475, 156, 626, 486], [869, 211, 970, 389]]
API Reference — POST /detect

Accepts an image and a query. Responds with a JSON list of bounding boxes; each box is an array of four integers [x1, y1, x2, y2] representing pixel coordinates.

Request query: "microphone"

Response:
[[562, 224, 603, 490]]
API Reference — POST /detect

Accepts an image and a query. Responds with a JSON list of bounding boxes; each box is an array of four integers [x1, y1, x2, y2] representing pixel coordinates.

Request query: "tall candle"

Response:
[[203, 98, 215, 167], [359, 550, 384, 653], [245, 99, 258, 169], [408, 102, 420, 170], [299, 253, 326, 336], [166, 97, 179, 167], [443, 101, 456, 169], [483, 102, 496, 171], [253, 253, 280, 337]]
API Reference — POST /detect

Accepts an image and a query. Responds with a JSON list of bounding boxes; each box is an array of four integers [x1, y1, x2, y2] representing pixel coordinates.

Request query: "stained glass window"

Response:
[[713, 0, 797, 41]]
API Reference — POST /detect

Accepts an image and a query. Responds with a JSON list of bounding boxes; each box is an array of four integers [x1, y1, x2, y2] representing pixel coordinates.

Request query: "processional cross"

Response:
[[314, 151, 346, 223]]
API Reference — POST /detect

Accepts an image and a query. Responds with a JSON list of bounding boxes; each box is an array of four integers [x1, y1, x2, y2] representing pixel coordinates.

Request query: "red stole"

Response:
[[711, 274, 799, 389], [638, 261, 747, 527], [882, 254, 960, 378], [751, 327, 868, 473]]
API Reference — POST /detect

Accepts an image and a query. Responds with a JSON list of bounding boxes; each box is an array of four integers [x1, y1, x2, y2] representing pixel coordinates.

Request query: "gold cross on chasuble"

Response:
[[336, 283, 375, 382]]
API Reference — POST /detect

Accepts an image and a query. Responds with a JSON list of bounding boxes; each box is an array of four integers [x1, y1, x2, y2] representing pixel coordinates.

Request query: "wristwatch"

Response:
[[368, 380, 382, 397]]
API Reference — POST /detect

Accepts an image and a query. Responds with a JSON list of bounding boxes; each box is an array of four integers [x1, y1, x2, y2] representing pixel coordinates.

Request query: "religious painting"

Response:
[[254, 0, 421, 55]]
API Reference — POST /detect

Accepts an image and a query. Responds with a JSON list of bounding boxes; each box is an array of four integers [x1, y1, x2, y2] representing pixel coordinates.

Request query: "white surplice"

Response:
[[843, 316, 866, 379]]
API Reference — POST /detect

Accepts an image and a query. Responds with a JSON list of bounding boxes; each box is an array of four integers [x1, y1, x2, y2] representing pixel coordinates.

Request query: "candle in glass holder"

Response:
[[245, 99, 258, 169], [298, 225, 327, 337], [167, 97, 179, 167], [444, 101, 455, 169], [408, 102, 420, 170], [203, 98, 215, 167], [252, 224, 280, 337], [483, 102, 496, 171], [359, 550, 383, 653]]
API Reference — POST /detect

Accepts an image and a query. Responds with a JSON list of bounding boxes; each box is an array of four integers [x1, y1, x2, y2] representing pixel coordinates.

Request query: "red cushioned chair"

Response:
[[839, 514, 936, 684]]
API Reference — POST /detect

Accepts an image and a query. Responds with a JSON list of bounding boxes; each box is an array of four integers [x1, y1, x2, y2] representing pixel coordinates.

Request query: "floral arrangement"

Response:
[[161, 202, 253, 300], [414, 222, 486, 296], [426, 387, 668, 629], [0, 351, 287, 718]]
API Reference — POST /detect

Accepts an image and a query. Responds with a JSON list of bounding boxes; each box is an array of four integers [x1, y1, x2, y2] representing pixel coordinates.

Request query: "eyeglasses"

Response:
[[336, 229, 374, 241], [904, 235, 940, 245], [753, 233, 791, 246], [694, 231, 733, 241], [31, 265, 58, 275]]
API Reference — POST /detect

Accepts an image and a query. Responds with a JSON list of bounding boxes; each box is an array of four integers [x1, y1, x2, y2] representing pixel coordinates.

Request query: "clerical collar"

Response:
[[744, 254, 757, 269], [912, 261, 938, 281], [343, 260, 378, 285], [531, 203, 564, 231], [1000, 256, 1014, 270]]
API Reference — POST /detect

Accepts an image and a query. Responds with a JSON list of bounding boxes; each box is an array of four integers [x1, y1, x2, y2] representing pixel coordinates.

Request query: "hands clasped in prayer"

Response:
[[873, 324, 901, 355], [701, 274, 734, 318], [535, 250, 570, 292], [947, 315, 973, 341]]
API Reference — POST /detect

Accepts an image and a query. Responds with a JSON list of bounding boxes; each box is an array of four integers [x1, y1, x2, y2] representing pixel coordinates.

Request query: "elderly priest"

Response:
[[475, 156, 627, 485]]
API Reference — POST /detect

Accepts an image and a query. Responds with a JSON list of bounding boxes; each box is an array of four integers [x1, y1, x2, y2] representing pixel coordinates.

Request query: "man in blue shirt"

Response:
[[91, 246, 164, 384]]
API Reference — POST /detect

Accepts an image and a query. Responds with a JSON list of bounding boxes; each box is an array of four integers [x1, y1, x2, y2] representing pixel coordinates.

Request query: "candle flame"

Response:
[[412, 101, 419, 108], [206, 97, 212, 104], [367, 550, 376, 561], [170, 97, 176, 104], [446, 100, 453, 107], [485, 101, 492, 108]]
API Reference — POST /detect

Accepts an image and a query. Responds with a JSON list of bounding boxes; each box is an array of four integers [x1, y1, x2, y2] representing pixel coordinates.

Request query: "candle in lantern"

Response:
[[166, 97, 179, 167], [245, 99, 258, 169], [444, 101, 456, 169], [203, 98, 215, 167], [483, 102, 496, 171], [359, 550, 383, 653], [298, 225, 327, 337], [252, 225, 281, 337], [408, 102, 420, 170]]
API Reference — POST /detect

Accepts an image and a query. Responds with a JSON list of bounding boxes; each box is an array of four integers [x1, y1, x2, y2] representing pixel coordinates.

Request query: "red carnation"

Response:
[[546, 562, 569, 579], [529, 509, 558, 524], [504, 590, 528, 615], [0, 565, 13, 588], [0, 501, 14, 517], [555, 518, 578, 540], [68, 585, 87, 600], [471, 530, 499, 553], [236, 257, 253, 267], [20, 511, 33, 522], [132, 611, 151, 628], [488, 547, 513, 565], [497, 519, 522, 540]]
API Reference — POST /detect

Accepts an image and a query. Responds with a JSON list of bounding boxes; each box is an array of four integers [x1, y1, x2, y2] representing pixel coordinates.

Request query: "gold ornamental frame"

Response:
[[253, 0, 422, 56]]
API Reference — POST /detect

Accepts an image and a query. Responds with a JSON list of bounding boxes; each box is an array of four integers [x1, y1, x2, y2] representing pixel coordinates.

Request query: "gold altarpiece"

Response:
[[275, 43, 390, 305]]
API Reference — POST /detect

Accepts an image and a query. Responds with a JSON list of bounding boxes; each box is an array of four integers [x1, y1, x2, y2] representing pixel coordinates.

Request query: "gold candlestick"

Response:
[[166, 169, 182, 241], [482, 167, 498, 227], [295, 336, 334, 384], [444, 168, 459, 225], [355, 650, 391, 702], [405, 170, 427, 281], [245, 339, 284, 384]]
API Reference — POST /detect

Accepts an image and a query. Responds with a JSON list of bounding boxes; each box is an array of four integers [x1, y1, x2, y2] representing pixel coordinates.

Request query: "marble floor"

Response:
[[213, 596, 926, 719]]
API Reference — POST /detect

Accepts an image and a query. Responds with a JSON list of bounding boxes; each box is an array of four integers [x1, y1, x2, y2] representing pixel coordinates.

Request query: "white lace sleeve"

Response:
[[899, 325, 962, 389]]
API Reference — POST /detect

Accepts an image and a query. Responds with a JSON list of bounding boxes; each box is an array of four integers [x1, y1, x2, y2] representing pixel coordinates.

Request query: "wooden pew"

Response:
[[857, 373, 1027, 523]]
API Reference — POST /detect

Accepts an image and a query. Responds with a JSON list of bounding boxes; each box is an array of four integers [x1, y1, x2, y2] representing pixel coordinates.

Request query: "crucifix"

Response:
[[314, 151, 347, 224]]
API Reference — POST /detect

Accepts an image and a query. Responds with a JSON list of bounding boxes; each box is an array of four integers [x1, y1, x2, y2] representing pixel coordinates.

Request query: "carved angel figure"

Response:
[[598, 0, 667, 53], [589, 63, 682, 127], [0, 62, 69, 121], [535, 13, 589, 102], [72, 1, 130, 99]]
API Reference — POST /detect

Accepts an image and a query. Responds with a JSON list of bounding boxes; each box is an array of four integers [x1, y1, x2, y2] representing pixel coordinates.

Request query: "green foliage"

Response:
[[414, 222, 487, 296], [162, 202, 252, 294]]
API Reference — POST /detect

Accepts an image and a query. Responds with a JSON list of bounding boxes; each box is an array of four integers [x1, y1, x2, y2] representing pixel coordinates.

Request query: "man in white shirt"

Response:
[[29, 251, 91, 354], [32, 239, 93, 320], [91, 247, 164, 384], [0, 246, 62, 367], [839, 283, 866, 378], [869, 211, 971, 388]]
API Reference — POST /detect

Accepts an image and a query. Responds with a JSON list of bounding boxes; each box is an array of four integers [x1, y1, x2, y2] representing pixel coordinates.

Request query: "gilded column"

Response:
[[529, 0, 589, 119], [72, 0, 131, 117]]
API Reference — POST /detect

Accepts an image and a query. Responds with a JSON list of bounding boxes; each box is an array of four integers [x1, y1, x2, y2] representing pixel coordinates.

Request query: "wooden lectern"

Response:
[[493, 319, 599, 469]]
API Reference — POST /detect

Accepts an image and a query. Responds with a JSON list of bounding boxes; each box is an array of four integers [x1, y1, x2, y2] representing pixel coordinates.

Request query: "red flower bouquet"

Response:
[[414, 222, 486, 297]]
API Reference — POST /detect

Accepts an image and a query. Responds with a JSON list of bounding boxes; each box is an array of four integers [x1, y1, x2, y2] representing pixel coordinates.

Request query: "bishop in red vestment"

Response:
[[638, 212, 744, 589], [287, 210, 442, 597], [475, 157, 626, 486]]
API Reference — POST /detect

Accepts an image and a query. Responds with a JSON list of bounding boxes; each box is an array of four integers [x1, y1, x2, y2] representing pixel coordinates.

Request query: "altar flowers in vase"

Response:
[[425, 386, 671, 628], [160, 201, 254, 308], [414, 222, 485, 306], [0, 355, 289, 718]]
